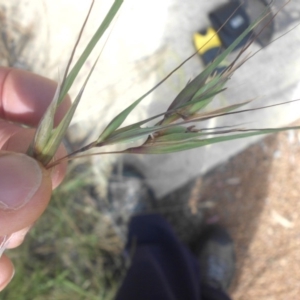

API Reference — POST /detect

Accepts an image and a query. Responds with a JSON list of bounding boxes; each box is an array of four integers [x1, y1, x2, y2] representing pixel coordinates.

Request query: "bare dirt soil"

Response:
[[196, 121, 300, 300]]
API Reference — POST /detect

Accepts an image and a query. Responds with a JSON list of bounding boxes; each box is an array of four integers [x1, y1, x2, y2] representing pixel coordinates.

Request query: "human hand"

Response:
[[0, 67, 71, 291]]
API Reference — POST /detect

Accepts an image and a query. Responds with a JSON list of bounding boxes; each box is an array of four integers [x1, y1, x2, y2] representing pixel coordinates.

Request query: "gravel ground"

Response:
[[196, 121, 300, 299]]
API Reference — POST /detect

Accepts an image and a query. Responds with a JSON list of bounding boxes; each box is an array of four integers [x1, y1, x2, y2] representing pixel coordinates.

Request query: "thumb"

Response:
[[0, 152, 52, 236]]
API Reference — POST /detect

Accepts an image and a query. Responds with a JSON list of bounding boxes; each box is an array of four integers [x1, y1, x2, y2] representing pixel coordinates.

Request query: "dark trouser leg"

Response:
[[115, 214, 231, 300]]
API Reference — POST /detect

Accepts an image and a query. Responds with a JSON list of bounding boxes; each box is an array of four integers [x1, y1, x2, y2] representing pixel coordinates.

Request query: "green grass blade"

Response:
[[187, 99, 300, 124], [152, 132, 203, 143], [36, 89, 85, 164], [99, 118, 202, 146], [91, 98, 300, 150], [158, 126, 188, 135], [187, 76, 228, 114], [58, 0, 123, 104], [98, 125, 160, 146], [38, 57, 100, 165], [109, 97, 300, 143], [165, 61, 226, 116], [185, 87, 229, 116], [100, 2, 263, 138], [96, 97, 145, 143], [27, 83, 61, 157], [97, 2, 265, 142], [165, 72, 210, 113], [95, 47, 202, 143], [186, 100, 252, 120], [111, 87, 228, 137], [98, 121, 190, 146], [165, 9, 266, 115], [192, 75, 227, 99], [123, 126, 300, 154], [97, 99, 250, 146], [96, 76, 163, 143]]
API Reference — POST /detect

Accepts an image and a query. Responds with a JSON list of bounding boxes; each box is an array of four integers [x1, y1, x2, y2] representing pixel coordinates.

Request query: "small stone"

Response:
[[273, 150, 281, 159], [226, 177, 241, 185]]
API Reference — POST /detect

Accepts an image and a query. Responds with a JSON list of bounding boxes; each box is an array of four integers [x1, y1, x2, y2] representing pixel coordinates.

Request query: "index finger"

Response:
[[0, 67, 71, 127]]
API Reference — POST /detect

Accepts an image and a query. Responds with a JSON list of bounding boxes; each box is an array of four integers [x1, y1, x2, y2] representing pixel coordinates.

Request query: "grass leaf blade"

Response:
[[38, 56, 100, 165], [59, 0, 123, 103], [123, 126, 300, 154], [164, 15, 261, 115], [27, 83, 61, 157]]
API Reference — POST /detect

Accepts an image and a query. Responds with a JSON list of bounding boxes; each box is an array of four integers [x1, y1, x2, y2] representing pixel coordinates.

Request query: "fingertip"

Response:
[[0, 152, 52, 235], [0, 254, 14, 291], [0, 67, 71, 127], [5, 226, 32, 249], [2, 127, 68, 189]]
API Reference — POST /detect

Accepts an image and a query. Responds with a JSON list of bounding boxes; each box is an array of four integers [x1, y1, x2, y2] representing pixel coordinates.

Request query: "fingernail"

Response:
[[0, 153, 42, 210], [0, 235, 11, 258]]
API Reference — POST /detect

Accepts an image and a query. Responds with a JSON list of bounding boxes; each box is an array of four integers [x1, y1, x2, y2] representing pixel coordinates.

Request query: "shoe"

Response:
[[194, 224, 235, 291]]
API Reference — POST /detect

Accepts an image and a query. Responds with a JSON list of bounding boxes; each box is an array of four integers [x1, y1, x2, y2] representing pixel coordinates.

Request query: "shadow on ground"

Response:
[[157, 133, 280, 298], [199, 135, 278, 296]]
